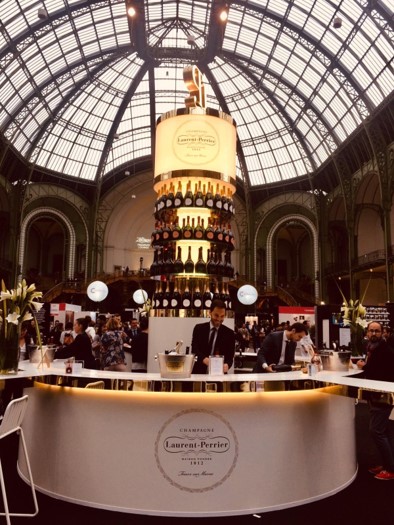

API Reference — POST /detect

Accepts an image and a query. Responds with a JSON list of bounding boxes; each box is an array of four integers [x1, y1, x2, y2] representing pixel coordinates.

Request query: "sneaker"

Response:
[[368, 465, 383, 474], [374, 470, 394, 480]]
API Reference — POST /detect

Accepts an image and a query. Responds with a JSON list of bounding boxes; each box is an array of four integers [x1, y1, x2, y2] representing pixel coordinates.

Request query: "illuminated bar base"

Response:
[[19, 381, 356, 517]]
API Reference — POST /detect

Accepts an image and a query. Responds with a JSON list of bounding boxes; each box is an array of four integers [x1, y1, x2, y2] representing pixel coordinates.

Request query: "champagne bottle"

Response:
[[203, 281, 212, 309], [216, 249, 225, 276], [155, 281, 164, 308], [181, 279, 192, 308], [155, 221, 163, 244], [214, 183, 222, 210], [229, 223, 235, 249], [192, 281, 203, 309], [152, 281, 160, 308], [225, 250, 234, 278], [158, 184, 167, 212], [171, 217, 181, 241], [183, 216, 193, 240], [212, 281, 221, 301], [171, 280, 181, 308], [205, 217, 215, 241], [165, 183, 175, 209], [222, 185, 229, 212], [227, 188, 233, 214], [174, 180, 184, 208], [195, 246, 207, 274], [184, 246, 195, 274], [151, 221, 159, 246], [207, 249, 216, 275], [214, 222, 224, 243], [195, 181, 204, 207], [162, 281, 171, 309], [194, 216, 204, 240], [184, 181, 193, 207], [205, 182, 214, 208], [220, 282, 227, 302], [157, 249, 164, 276], [224, 282, 232, 310], [173, 246, 184, 274], [163, 247, 174, 275], [149, 249, 159, 276], [162, 222, 171, 242]]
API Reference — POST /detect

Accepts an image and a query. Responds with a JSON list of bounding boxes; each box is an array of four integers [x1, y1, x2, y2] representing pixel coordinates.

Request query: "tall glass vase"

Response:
[[0, 325, 20, 375], [350, 325, 365, 356]]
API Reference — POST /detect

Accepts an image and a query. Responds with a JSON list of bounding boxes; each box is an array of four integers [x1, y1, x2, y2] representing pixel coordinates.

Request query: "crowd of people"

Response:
[[17, 314, 149, 373]]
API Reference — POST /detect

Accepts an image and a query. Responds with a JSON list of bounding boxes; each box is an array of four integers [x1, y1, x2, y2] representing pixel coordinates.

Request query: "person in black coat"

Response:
[[55, 317, 96, 369], [356, 321, 394, 480], [253, 322, 307, 372], [191, 300, 235, 374]]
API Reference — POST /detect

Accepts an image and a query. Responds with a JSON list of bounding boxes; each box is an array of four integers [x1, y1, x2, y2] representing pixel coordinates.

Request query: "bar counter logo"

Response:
[[173, 119, 219, 165], [155, 408, 238, 492]]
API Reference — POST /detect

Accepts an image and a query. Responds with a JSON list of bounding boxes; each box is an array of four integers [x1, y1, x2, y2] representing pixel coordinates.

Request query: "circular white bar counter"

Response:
[[16, 365, 359, 517]]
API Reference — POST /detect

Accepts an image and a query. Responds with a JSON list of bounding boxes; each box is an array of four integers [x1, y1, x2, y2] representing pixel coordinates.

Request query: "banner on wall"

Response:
[[278, 306, 315, 325]]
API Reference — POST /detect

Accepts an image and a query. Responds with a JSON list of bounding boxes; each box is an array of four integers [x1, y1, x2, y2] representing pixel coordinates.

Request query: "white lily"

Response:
[[6, 312, 20, 325], [30, 301, 44, 311]]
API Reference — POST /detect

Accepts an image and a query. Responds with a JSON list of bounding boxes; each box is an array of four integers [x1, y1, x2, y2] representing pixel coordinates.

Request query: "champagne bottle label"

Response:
[[205, 298, 212, 308], [166, 198, 172, 207], [194, 298, 202, 308], [183, 297, 191, 307], [171, 298, 179, 308], [206, 197, 213, 207], [195, 230, 203, 239], [163, 297, 169, 308], [195, 196, 204, 206], [174, 197, 182, 207], [183, 230, 192, 239], [184, 196, 193, 206]]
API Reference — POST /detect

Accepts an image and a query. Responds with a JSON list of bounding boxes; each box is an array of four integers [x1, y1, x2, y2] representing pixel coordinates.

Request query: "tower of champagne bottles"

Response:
[[149, 66, 237, 316]]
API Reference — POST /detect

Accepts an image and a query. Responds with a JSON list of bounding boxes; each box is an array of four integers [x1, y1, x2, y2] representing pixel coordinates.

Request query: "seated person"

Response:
[[55, 317, 96, 369]]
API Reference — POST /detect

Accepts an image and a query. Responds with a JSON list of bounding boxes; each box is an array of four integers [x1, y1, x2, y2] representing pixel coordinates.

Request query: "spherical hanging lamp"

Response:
[[133, 289, 148, 305], [87, 281, 109, 302], [237, 284, 258, 305]]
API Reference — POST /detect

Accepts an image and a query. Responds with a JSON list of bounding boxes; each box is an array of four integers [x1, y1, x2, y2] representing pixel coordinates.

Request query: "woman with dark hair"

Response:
[[55, 317, 96, 369]]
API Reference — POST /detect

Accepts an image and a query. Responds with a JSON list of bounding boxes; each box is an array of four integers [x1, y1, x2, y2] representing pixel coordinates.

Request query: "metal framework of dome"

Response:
[[0, 0, 393, 187]]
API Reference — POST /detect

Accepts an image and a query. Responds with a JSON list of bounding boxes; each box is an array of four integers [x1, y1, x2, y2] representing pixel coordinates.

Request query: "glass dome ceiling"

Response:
[[0, 0, 393, 187]]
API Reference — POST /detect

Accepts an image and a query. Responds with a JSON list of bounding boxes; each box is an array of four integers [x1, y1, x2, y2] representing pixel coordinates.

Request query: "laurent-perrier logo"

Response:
[[155, 409, 238, 492]]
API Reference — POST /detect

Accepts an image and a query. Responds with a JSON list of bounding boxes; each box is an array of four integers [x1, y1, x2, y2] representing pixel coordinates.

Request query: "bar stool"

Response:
[[0, 395, 39, 525]]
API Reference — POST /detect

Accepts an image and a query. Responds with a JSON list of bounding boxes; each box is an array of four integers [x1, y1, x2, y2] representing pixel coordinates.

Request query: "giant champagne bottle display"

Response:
[[150, 65, 237, 315]]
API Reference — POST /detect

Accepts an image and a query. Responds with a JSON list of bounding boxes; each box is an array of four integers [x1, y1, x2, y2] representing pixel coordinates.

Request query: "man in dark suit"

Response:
[[356, 321, 394, 480], [192, 299, 235, 374], [253, 322, 307, 372]]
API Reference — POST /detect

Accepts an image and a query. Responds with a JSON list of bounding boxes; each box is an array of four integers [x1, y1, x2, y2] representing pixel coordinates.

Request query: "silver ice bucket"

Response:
[[155, 353, 197, 379], [319, 350, 351, 371], [29, 345, 56, 363]]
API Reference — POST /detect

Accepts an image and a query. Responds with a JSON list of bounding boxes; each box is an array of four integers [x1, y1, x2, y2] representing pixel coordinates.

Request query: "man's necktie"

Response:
[[208, 328, 217, 355]]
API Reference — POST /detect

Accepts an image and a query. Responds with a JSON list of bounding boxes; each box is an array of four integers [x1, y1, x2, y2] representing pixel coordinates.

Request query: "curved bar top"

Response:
[[13, 361, 389, 517], [5, 360, 394, 394]]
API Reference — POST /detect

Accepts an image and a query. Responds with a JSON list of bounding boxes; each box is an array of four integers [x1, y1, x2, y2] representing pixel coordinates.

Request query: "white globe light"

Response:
[[133, 289, 148, 305], [237, 284, 258, 305], [87, 281, 108, 302]]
